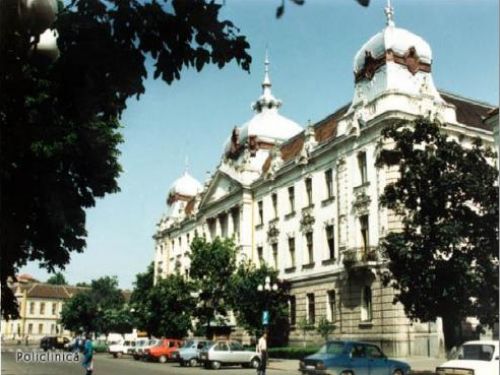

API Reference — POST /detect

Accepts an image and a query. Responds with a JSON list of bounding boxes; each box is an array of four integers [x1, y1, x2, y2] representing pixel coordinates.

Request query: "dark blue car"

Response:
[[299, 340, 410, 375]]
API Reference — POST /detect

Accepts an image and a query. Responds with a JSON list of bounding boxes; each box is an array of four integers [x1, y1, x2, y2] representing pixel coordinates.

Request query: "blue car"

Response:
[[299, 340, 410, 375], [175, 339, 213, 367]]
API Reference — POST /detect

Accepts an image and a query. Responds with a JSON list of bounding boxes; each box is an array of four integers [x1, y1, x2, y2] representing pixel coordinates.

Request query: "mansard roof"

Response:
[[262, 91, 496, 174]]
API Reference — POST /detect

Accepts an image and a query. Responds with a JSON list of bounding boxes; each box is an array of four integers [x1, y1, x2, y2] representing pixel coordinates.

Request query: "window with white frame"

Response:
[[305, 177, 313, 206], [325, 169, 333, 198], [306, 232, 314, 264], [288, 237, 295, 268], [327, 290, 337, 322], [258, 201, 264, 225], [288, 186, 295, 213], [357, 151, 368, 184], [360, 215, 369, 253], [289, 296, 296, 325], [307, 293, 315, 324], [272, 193, 278, 219], [257, 246, 264, 266], [272, 243, 278, 269], [361, 285, 373, 322], [326, 224, 335, 259]]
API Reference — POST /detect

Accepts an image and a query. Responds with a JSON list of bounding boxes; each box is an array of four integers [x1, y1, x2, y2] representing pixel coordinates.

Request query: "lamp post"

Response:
[[257, 276, 278, 328]]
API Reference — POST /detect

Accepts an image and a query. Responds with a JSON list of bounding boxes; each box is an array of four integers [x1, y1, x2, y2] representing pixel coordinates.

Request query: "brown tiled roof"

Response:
[[26, 284, 88, 299], [440, 91, 495, 130]]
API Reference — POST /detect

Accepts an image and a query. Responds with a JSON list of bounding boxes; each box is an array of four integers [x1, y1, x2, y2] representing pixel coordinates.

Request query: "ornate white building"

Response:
[[153, 4, 496, 356]]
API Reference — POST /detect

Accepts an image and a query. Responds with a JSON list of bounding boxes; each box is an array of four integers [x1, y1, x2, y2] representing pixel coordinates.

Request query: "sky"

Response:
[[21, 0, 499, 289]]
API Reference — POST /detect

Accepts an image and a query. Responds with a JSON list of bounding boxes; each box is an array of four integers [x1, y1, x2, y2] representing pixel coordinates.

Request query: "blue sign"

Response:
[[262, 310, 270, 325]]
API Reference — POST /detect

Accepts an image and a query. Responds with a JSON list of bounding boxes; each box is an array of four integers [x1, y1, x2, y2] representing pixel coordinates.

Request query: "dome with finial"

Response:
[[239, 52, 302, 143], [167, 170, 202, 206], [353, 0, 432, 79]]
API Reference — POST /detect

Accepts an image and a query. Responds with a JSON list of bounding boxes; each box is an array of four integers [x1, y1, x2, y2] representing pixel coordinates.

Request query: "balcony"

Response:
[[352, 182, 371, 213], [341, 246, 379, 269]]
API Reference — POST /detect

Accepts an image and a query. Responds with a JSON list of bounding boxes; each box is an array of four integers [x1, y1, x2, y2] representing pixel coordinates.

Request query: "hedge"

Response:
[[268, 346, 320, 359]]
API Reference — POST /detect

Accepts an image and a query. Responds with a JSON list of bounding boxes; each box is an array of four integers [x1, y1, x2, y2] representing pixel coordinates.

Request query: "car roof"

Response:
[[463, 340, 499, 346], [326, 340, 380, 346]]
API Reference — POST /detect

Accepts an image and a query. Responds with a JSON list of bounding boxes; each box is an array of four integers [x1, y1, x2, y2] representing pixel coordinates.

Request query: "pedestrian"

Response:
[[82, 333, 94, 375], [256, 330, 268, 375]]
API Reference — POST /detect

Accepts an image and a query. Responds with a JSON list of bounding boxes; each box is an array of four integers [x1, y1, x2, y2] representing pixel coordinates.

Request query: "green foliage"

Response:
[[60, 276, 125, 334], [316, 317, 335, 343], [0, 0, 251, 319], [189, 236, 237, 331], [228, 261, 290, 346], [297, 317, 315, 347], [46, 272, 68, 285], [376, 118, 499, 349], [129, 262, 155, 334], [147, 273, 195, 339], [101, 306, 134, 334], [268, 346, 320, 359]]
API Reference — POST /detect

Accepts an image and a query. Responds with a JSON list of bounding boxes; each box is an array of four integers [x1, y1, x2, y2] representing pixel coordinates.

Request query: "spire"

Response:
[[384, 0, 395, 27], [251, 49, 282, 113]]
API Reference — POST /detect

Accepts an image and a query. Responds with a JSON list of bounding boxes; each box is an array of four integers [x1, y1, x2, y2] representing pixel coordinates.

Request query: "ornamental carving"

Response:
[[265, 145, 283, 180], [267, 223, 280, 243], [353, 183, 371, 214], [404, 47, 420, 75], [297, 126, 317, 165], [226, 126, 241, 159], [300, 209, 316, 233]]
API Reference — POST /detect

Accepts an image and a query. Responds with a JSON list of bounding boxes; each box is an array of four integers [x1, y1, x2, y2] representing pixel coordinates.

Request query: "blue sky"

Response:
[[22, 0, 499, 288]]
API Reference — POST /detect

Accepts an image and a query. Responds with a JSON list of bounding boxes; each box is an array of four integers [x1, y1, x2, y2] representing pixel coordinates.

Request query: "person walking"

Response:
[[82, 334, 94, 375], [256, 331, 268, 375]]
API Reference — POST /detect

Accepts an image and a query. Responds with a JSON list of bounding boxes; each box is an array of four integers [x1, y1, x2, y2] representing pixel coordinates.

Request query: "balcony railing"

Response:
[[341, 246, 379, 268]]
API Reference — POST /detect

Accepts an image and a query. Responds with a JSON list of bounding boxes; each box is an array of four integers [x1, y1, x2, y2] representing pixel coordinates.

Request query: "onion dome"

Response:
[[239, 53, 302, 143], [353, 3, 432, 77], [167, 171, 202, 206]]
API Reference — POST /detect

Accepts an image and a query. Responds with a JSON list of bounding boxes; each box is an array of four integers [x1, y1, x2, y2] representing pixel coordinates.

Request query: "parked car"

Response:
[[135, 338, 161, 360], [93, 339, 109, 353], [128, 338, 149, 358], [299, 340, 410, 375], [436, 340, 499, 375], [174, 339, 213, 367], [40, 336, 70, 351], [145, 338, 183, 363], [108, 339, 136, 358], [199, 340, 261, 370]]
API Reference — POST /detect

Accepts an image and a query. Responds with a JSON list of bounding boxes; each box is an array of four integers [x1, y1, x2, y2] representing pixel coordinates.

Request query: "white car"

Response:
[[108, 339, 136, 358], [436, 340, 499, 375]]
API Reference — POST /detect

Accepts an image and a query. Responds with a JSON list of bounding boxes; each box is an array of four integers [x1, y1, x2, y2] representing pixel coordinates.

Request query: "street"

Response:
[[1, 350, 295, 375]]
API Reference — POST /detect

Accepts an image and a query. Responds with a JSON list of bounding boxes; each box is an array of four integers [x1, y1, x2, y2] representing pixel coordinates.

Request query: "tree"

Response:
[[188, 236, 237, 336], [297, 317, 315, 348], [60, 275, 125, 334], [0, 0, 251, 319], [102, 306, 134, 334], [316, 317, 335, 343], [376, 118, 499, 350], [228, 261, 290, 346], [129, 263, 155, 335], [46, 272, 68, 285], [146, 273, 195, 339]]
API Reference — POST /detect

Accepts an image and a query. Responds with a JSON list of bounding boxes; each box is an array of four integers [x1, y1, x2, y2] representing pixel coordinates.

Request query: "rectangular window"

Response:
[[288, 237, 296, 267], [360, 215, 369, 253], [327, 290, 337, 322], [325, 169, 333, 198], [257, 246, 264, 266], [187, 233, 190, 244], [361, 286, 373, 321], [29, 302, 34, 315], [40, 302, 45, 315], [358, 152, 368, 184], [258, 201, 264, 225], [51, 324, 55, 334], [307, 293, 315, 324], [220, 214, 228, 238], [306, 232, 314, 264], [52, 303, 57, 316], [28, 324, 33, 334], [288, 186, 295, 213], [289, 296, 296, 326], [326, 224, 335, 259], [272, 193, 278, 219], [272, 243, 278, 269], [38, 323, 43, 334], [305, 178, 313, 206]]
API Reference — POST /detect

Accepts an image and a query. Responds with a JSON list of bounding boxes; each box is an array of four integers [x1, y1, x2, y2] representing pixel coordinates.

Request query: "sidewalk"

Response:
[[268, 357, 443, 373]]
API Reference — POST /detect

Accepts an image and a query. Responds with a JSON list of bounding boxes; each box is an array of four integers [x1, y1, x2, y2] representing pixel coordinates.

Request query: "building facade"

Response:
[[1, 276, 85, 342], [153, 5, 497, 357]]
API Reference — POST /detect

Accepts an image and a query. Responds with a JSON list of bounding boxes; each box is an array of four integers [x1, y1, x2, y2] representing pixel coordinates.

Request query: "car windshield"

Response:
[[149, 339, 158, 345], [182, 340, 194, 348], [457, 344, 495, 361], [318, 342, 345, 356]]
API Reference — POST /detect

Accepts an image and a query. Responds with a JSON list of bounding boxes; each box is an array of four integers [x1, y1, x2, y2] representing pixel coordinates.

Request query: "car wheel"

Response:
[[393, 370, 404, 375], [211, 361, 222, 370], [158, 355, 167, 364], [116, 352, 123, 358], [133, 355, 140, 361], [250, 357, 260, 369], [340, 372, 353, 375], [189, 358, 198, 367], [204, 362, 210, 369]]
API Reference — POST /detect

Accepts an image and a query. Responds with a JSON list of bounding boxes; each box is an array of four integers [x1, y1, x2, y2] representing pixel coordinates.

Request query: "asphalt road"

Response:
[[1, 350, 290, 375]]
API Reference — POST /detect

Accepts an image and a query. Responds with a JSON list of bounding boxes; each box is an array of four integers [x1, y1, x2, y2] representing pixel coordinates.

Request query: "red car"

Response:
[[145, 338, 183, 363]]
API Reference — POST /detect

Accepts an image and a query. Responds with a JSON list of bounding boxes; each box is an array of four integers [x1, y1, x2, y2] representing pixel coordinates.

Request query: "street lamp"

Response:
[[257, 276, 279, 328], [257, 276, 278, 292]]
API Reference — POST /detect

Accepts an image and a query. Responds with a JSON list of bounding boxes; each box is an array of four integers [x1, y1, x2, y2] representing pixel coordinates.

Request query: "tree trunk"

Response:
[[442, 316, 461, 353]]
